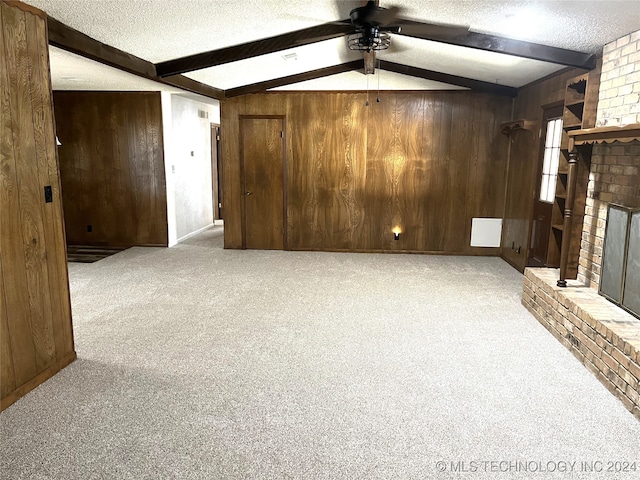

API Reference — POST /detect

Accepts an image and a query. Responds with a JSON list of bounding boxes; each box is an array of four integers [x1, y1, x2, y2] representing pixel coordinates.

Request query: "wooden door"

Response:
[[241, 117, 286, 250], [528, 105, 563, 266], [211, 125, 221, 220]]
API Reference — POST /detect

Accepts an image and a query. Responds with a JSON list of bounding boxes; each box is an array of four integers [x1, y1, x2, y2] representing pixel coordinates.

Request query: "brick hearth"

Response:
[[522, 268, 640, 420]]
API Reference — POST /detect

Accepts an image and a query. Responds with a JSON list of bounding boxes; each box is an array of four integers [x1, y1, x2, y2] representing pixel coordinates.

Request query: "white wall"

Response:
[[161, 92, 220, 246]]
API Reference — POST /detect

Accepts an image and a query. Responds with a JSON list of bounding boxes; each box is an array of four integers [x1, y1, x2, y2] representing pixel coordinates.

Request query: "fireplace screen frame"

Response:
[[599, 204, 640, 320]]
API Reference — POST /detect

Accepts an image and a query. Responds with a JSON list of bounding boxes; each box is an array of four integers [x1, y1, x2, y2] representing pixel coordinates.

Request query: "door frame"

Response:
[[239, 115, 288, 250], [210, 123, 221, 220]]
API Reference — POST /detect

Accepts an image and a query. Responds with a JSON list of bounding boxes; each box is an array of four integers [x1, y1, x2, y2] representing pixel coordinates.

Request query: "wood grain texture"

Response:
[[222, 91, 511, 253], [0, 1, 39, 387], [501, 67, 587, 271], [53, 92, 168, 247], [1, 0, 75, 411], [2, 1, 56, 373], [0, 255, 16, 399], [242, 117, 285, 249]]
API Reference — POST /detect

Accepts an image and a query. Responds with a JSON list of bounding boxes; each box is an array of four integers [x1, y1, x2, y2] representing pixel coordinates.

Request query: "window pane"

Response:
[[548, 174, 557, 201], [553, 119, 563, 147], [545, 120, 556, 148], [540, 175, 549, 202], [540, 116, 563, 203], [550, 147, 560, 174], [542, 148, 552, 175]]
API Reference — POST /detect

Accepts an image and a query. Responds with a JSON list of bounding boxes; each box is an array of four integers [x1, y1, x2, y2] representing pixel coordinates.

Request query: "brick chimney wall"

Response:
[[596, 30, 640, 127], [578, 30, 640, 288]]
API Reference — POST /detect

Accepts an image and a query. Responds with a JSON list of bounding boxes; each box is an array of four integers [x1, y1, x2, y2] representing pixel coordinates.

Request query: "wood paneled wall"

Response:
[[222, 92, 511, 253], [53, 92, 168, 247], [501, 68, 587, 271], [1, 0, 75, 411]]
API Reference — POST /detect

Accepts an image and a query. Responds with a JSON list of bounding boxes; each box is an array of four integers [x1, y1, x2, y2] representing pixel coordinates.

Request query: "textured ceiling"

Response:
[[27, 0, 640, 93], [49, 46, 182, 92]]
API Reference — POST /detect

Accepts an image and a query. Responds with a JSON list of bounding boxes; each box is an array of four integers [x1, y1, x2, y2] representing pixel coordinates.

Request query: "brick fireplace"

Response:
[[521, 29, 640, 421]]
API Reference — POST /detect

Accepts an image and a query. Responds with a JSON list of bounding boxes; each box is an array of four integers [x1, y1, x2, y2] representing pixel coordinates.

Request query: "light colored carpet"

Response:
[[2, 226, 639, 480]]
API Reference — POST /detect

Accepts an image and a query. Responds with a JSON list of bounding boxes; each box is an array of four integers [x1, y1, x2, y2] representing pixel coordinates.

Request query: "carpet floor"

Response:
[[2, 226, 639, 479]]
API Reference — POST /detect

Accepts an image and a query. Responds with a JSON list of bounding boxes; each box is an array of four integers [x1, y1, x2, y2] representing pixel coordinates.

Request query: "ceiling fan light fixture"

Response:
[[348, 29, 391, 52]]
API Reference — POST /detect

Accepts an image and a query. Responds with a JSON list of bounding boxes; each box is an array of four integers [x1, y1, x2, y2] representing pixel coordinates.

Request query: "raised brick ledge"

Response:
[[522, 267, 640, 421]]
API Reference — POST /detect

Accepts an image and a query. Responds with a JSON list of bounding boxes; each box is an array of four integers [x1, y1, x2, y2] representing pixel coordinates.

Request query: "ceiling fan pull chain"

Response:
[[366, 73, 370, 106], [377, 57, 381, 103]]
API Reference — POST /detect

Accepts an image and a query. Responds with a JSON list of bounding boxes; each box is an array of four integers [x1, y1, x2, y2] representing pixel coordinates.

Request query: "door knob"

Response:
[[245, 191, 253, 196]]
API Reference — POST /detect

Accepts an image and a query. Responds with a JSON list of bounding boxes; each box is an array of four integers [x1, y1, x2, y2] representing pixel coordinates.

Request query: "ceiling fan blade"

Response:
[[367, 6, 402, 26], [395, 19, 470, 39], [379, 25, 401, 34]]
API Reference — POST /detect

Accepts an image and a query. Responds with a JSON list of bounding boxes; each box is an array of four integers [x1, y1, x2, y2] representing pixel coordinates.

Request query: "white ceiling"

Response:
[[49, 46, 183, 92], [28, 0, 640, 93]]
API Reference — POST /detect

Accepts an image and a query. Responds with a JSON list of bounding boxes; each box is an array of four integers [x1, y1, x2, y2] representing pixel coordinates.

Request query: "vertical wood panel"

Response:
[[394, 93, 426, 250], [2, 2, 56, 371], [1, 0, 75, 411], [364, 93, 395, 250], [221, 91, 511, 253], [0, 256, 17, 399], [0, 2, 39, 386], [220, 96, 244, 248], [25, 12, 67, 359], [53, 92, 168, 246]]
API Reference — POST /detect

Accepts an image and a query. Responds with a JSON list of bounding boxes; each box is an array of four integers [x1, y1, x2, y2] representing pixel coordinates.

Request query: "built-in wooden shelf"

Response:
[[568, 123, 640, 145], [500, 119, 537, 135]]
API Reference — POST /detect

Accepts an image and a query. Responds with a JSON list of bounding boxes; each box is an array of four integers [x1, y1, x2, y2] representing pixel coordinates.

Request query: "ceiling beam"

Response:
[[397, 20, 596, 70], [225, 60, 363, 98], [46, 16, 225, 100], [379, 60, 518, 97], [155, 22, 354, 77]]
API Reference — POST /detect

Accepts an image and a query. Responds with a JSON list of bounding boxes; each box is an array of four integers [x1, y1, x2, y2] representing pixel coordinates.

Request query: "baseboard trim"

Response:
[[175, 224, 215, 244], [1, 351, 77, 412]]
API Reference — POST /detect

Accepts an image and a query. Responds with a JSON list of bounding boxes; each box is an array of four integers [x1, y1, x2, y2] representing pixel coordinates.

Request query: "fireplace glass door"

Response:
[[600, 204, 640, 319], [622, 211, 640, 316]]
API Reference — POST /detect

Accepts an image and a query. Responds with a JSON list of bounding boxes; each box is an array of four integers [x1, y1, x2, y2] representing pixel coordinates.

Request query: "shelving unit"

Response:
[[553, 68, 600, 284]]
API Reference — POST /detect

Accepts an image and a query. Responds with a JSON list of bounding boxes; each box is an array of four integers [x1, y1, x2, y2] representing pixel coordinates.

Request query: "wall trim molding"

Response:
[[175, 223, 215, 245]]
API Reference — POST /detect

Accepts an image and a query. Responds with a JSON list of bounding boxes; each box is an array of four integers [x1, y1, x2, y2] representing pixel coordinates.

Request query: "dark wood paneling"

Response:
[[501, 68, 587, 271], [222, 91, 511, 253], [53, 91, 168, 247], [1, 0, 75, 411]]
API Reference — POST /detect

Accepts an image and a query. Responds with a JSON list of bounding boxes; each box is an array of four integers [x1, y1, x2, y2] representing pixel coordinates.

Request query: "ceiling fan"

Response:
[[332, 0, 469, 74], [343, 0, 403, 53]]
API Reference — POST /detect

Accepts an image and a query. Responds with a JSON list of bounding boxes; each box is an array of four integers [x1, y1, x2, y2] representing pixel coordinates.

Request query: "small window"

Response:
[[539, 117, 563, 203]]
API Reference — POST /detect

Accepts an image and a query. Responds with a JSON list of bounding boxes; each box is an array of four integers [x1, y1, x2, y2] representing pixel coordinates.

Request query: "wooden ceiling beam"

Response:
[[225, 60, 363, 97], [46, 16, 225, 100], [379, 60, 518, 97], [155, 22, 354, 78], [397, 20, 596, 70]]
